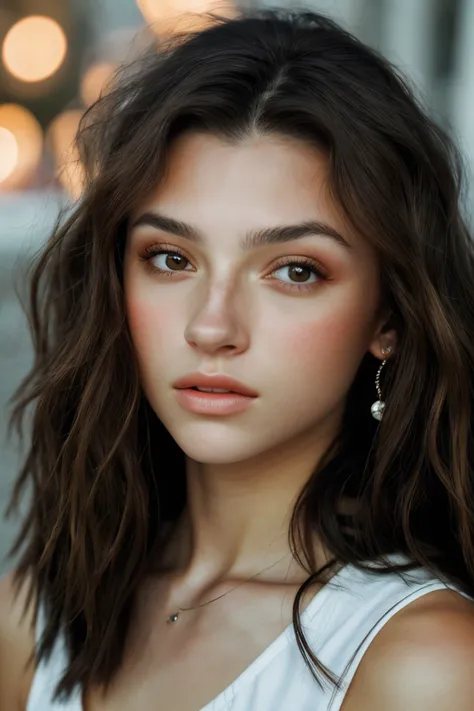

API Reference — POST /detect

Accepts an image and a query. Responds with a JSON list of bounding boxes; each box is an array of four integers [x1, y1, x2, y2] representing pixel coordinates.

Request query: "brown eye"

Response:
[[164, 253, 188, 271], [140, 246, 193, 275], [267, 257, 328, 293], [287, 264, 313, 283], [272, 262, 319, 285]]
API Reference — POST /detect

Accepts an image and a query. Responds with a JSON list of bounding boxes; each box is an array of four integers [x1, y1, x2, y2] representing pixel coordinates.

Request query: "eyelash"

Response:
[[139, 243, 329, 292]]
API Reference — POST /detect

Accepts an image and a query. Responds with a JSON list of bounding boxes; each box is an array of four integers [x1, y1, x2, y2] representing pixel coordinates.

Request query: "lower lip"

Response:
[[174, 388, 257, 415]]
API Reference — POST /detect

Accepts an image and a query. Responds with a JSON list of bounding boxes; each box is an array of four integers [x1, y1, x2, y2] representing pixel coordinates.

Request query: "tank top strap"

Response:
[[26, 599, 82, 711], [308, 560, 474, 711]]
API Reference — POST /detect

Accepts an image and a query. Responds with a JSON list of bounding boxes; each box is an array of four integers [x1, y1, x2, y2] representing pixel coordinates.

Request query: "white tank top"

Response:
[[27, 553, 472, 711]]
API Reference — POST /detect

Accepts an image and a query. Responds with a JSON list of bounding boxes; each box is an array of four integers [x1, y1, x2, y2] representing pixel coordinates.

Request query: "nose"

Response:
[[184, 284, 250, 357]]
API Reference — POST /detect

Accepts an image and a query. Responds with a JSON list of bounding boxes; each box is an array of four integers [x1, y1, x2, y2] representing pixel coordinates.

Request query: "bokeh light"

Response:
[[0, 104, 43, 190], [136, 0, 235, 34], [47, 109, 85, 199], [0, 128, 19, 183], [2, 15, 67, 83], [80, 61, 117, 108]]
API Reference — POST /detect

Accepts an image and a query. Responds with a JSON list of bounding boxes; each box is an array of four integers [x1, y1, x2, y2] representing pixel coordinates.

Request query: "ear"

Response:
[[367, 309, 398, 360]]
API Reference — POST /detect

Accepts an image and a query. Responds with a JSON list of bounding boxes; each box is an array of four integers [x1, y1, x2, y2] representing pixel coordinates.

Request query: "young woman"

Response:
[[1, 8, 474, 711]]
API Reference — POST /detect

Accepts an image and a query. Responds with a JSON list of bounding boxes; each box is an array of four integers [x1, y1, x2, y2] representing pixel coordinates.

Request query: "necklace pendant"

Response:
[[167, 612, 179, 623]]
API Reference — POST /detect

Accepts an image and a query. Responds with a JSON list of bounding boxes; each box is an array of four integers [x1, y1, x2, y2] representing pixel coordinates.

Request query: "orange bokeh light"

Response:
[[48, 109, 85, 199], [0, 104, 43, 190], [2, 15, 67, 83], [0, 127, 19, 183], [136, 0, 235, 34], [80, 61, 117, 108]]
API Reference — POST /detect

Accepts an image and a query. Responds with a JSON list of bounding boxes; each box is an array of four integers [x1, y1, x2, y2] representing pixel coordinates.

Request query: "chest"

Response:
[[84, 584, 311, 711]]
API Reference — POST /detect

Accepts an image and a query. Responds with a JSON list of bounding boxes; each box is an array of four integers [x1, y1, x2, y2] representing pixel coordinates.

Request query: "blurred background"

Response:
[[1, 0, 474, 575]]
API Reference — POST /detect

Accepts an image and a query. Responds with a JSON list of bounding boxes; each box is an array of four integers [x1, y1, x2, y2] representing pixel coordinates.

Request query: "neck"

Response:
[[160, 426, 337, 589]]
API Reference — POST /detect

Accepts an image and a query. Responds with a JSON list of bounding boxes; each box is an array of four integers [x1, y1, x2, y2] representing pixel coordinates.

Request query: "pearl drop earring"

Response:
[[370, 345, 392, 421]]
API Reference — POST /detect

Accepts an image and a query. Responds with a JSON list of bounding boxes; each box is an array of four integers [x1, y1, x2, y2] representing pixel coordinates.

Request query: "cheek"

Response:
[[263, 299, 373, 414], [125, 293, 174, 359], [270, 307, 362, 368]]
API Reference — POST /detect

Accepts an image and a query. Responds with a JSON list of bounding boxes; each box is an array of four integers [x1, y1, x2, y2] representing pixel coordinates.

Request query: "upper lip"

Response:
[[173, 373, 258, 397]]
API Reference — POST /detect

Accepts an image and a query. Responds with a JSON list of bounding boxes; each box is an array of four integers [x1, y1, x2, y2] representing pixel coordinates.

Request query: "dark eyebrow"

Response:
[[131, 211, 352, 251]]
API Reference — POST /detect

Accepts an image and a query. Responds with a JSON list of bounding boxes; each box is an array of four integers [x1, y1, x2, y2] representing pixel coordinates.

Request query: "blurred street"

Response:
[[0, 191, 59, 574]]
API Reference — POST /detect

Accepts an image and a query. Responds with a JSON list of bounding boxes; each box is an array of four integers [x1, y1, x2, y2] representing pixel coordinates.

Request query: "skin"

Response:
[[2, 130, 474, 711]]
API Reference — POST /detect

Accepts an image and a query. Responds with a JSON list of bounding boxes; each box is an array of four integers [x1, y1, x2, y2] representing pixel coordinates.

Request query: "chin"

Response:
[[163, 421, 272, 465]]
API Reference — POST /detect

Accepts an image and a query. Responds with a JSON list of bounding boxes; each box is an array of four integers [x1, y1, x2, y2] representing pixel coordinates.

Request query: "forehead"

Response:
[[129, 132, 372, 259], [136, 131, 330, 212]]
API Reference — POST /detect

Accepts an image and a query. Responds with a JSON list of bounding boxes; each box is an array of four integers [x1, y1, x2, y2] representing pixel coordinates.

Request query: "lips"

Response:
[[173, 373, 258, 398]]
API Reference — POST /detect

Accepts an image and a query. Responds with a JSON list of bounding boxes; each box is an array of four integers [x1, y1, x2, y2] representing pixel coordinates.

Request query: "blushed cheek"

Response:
[[272, 308, 366, 378], [280, 310, 350, 349], [125, 294, 174, 359]]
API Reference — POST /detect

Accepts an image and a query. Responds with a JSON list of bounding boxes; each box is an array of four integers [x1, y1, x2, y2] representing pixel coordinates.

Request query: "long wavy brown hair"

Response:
[[5, 7, 474, 703]]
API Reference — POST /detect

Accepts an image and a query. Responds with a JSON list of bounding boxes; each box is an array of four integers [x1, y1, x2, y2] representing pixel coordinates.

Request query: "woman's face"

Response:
[[124, 132, 392, 464]]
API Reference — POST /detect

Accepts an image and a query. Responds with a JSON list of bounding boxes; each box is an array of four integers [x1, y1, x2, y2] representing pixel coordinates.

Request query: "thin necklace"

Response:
[[166, 551, 292, 624]]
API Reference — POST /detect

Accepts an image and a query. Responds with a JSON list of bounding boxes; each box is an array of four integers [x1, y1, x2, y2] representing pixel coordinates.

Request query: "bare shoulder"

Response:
[[0, 570, 37, 711], [341, 588, 474, 711]]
